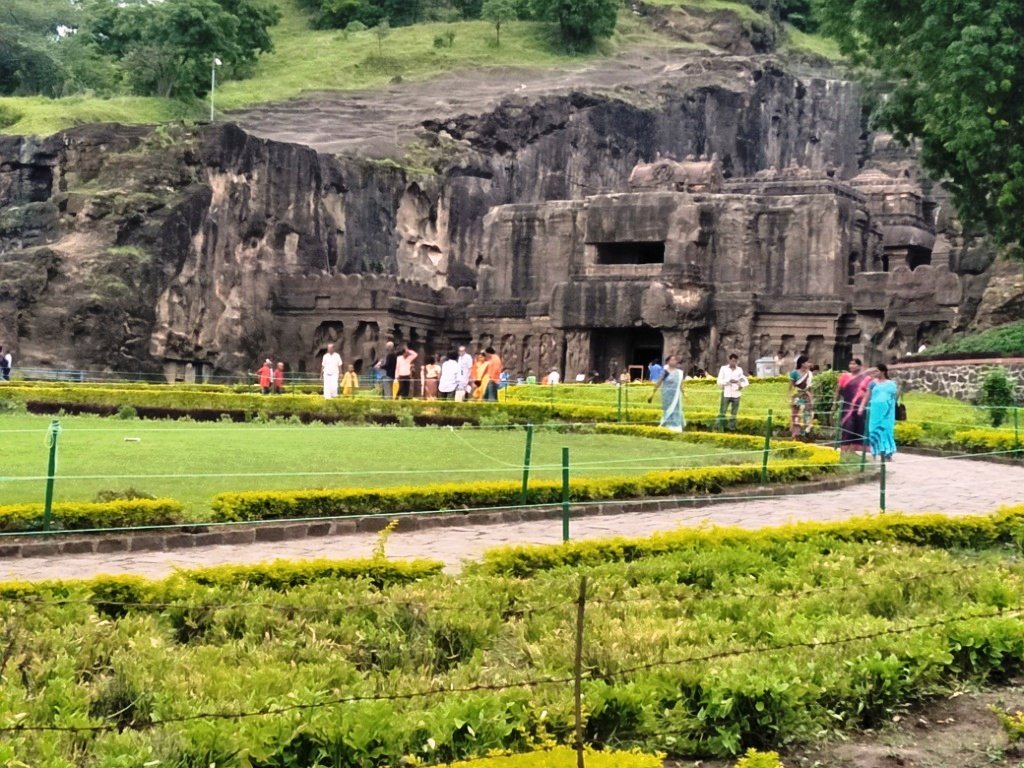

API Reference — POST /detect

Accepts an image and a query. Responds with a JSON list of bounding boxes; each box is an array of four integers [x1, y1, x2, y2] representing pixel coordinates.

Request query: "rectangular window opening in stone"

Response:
[[595, 241, 665, 265]]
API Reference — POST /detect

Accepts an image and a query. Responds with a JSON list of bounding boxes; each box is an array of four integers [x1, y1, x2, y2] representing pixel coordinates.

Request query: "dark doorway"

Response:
[[906, 246, 932, 271], [590, 327, 663, 381], [595, 242, 665, 265]]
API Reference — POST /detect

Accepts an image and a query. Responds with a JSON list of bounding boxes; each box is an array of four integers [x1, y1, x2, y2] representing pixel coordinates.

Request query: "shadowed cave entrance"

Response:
[[590, 327, 664, 381]]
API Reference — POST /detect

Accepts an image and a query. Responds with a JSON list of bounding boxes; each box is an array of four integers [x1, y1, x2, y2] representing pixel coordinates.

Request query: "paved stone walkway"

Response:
[[3, 453, 1021, 582]]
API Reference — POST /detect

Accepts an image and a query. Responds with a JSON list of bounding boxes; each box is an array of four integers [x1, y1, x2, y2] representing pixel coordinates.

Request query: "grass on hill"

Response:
[[0, 413, 753, 515], [923, 320, 1024, 358], [781, 23, 844, 60], [0, 0, 676, 137], [641, 0, 766, 24]]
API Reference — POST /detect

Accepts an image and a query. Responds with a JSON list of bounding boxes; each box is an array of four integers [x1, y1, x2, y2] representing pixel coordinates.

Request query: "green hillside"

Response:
[[0, 0, 841, 138]]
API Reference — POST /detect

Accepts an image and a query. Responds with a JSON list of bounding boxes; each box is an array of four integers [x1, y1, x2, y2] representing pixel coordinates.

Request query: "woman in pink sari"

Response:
[[835, 357, 870, 451]]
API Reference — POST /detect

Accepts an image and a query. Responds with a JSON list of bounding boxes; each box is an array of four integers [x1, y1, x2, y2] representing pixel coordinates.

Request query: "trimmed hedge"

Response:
[[950, 428, 1020, 454], [474, 505, 1024, 576], [0, 556, 444, 600], [0, 498, 185, 533], [210, 432, 839, 523], [0, 384, 633, 426]]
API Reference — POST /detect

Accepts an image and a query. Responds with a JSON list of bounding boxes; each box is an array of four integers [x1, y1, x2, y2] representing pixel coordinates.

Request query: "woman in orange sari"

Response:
[[471, 352, 489, 401]]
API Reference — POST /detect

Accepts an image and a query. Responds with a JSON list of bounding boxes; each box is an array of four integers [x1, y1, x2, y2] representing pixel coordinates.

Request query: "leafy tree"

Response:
[[816, 0, 1024, 260], [482, 0, 517, 45], [529, 0, 617, 49], [84, 0, 279, 98], [373, 18, 390, 56], [977, 367, 1017, 427]]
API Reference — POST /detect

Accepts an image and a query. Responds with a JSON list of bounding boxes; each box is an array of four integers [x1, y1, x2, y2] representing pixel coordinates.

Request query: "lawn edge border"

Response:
[[0, 471, 876, 561]]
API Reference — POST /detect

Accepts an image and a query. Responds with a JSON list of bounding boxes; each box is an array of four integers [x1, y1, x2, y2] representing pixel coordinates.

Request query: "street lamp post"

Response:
[[210, 57, 222, 122]]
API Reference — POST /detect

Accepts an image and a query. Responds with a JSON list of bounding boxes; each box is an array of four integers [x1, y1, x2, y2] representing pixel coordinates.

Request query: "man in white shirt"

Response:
[[438, 351, 460, 399], [455, 345, 473, 402], [548, 369, 561, 385], [321, 343, 343, 399], [716, 353, 749, 431]]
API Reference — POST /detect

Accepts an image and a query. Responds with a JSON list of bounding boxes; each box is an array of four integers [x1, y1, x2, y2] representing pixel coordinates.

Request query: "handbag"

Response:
[[895, 399, 907, 422]]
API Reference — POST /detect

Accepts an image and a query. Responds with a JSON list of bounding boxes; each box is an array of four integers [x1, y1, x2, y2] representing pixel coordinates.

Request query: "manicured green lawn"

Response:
[[0, 413, 751, 515]]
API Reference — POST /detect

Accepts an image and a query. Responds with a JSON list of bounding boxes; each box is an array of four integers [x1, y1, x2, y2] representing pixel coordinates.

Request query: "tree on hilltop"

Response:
[[816, 0, 1024, 260], [530, 0, 617, 50], [482, 0, 517, 45]]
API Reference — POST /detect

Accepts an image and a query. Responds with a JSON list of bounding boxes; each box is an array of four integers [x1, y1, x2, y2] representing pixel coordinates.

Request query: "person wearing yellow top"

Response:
[[341, 365, 360, 396]]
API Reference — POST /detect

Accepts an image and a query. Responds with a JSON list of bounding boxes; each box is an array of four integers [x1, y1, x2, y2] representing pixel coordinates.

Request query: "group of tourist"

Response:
[[372, 343, 519, 402], [644, 351, 899, 461], [832, 358, 899, 461], [256, 357, 287, 395]]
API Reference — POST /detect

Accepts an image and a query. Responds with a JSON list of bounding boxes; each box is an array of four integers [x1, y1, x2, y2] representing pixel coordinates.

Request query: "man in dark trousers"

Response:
[[375, 341, 399, 399]]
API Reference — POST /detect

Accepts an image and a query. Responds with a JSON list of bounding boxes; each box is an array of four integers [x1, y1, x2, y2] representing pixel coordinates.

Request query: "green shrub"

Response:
[[735, 748, 785, 768], [977, 367, 1018, 427], [949, 428, 1018, 455], [447, 747, 661, 767], [894, 422, 924, 446], [116, 404, 138, 420], [0, 498, 185, 533]]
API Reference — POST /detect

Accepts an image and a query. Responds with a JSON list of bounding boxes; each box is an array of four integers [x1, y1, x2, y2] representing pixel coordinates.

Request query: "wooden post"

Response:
[[573, 575, 588, 768]]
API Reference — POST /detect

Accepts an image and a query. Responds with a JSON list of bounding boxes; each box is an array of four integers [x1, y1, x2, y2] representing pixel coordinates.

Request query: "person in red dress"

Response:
[[257, 358, 273, 395]]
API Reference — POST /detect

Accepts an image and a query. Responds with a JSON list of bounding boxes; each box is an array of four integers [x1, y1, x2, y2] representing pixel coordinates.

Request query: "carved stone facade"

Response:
[[464, 158, 961, 380]]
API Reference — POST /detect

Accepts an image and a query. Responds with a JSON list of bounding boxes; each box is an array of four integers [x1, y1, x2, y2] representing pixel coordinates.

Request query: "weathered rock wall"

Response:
[[890, 358, 1024, 401]]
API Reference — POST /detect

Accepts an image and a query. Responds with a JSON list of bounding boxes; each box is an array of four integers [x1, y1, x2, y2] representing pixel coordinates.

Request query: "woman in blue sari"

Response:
[[648, 355, 685, 432], [860, 364, 898, 460]]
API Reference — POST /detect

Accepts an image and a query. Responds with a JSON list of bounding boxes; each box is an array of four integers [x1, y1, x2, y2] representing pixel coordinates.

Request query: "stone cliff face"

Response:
[[0, 55, 1008, 375]]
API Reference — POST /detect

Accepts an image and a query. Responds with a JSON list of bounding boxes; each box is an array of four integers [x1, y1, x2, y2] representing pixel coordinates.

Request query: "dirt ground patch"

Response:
[[666, 685, 1024, 768]]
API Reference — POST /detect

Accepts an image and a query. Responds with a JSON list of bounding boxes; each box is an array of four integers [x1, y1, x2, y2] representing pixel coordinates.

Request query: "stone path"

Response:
[[3, 453, 1020, 582]]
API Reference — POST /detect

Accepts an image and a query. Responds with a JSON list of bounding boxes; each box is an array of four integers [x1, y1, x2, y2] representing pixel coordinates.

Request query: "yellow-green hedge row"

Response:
[[0, 498, 185, 533], [0, 557, 445, 599], [447, 747, 661, 768], [211, 460, 839, 524], [475, 506, 1024, 576]]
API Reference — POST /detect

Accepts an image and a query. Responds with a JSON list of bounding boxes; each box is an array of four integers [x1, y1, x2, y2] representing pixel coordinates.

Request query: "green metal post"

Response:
[[832, 399, 842, 448], [617, 385, 623, 423], [42, 419, 60, 532], [760, 409, 773, 485], [561, 447, 570, 542], [520, 424, 534, 506], [716, 392, 726, 433], [624, 380, 630, 421], [879, 459, 886, 513], [1015, 407, 1021, 458], [860, 401, 870, 473]]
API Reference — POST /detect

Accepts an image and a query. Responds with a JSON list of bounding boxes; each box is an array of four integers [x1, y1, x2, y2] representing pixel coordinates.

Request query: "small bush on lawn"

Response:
[[977, 367, 1018, 427]]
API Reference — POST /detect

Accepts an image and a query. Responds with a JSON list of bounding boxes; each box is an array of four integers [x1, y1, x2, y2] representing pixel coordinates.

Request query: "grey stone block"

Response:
[[61, 540, 96, 555], [20, 542, 60, 558], [130, 535, 166, 552], [95, 538, 129, 554]]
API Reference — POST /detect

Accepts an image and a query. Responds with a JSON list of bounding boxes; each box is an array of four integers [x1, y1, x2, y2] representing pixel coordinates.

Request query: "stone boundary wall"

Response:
[[890, 358, 1024, 400], [0, 474, 870, 561]]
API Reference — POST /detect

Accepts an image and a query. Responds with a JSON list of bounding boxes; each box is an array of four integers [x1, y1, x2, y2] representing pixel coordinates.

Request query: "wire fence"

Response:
[[0, 410, 1021, 539], [2, 570, 1021, 768]]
